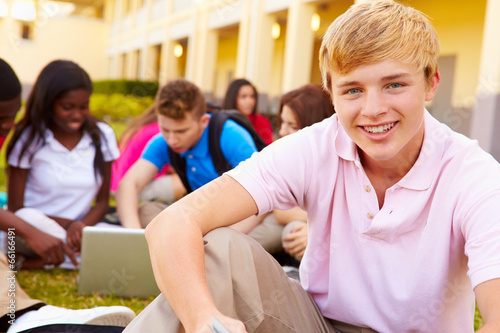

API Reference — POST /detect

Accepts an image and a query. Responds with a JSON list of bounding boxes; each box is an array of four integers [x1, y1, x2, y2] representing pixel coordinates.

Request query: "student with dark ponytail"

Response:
[[6, 60, 120, 268], [221, 79, 274, 145]]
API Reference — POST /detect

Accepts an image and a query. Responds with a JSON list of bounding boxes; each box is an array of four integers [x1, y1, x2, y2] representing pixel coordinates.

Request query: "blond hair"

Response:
[[155, 79, 206, 120], [319, 0, 440, 92]]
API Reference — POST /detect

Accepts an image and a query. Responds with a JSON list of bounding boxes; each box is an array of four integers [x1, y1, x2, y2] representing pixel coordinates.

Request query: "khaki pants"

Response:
[[138, 202, 169, 228], [1, 251, 45, 318], [246, 213, 284, 254], [138, 175, 177, 204], [139, 205, 284, 254], [123, 228, 377, 333]]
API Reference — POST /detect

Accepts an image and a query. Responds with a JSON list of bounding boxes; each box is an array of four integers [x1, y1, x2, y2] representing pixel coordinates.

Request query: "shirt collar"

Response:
[[334, 116, 358, 163], [333, 110, 445, 191], [45, 127, 92, 151], [179, 124, 209, 158], [397, 110, 445, 190]]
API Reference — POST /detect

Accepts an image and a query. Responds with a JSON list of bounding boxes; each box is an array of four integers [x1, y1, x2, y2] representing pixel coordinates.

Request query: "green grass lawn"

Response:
[[15, 269, 155, 315], [13, 268, 485, 330]]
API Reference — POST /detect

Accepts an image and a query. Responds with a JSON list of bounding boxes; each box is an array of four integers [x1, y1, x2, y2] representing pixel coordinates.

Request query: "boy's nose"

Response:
[[165, 134, 178, 146], [361, 90, 388, 119]]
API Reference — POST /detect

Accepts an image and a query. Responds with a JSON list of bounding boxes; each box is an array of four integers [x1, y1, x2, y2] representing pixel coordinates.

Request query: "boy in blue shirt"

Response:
[[116, 79, 271, 235]]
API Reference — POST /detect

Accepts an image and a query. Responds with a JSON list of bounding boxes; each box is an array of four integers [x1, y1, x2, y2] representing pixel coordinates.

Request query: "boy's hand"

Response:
[[185, 308, 247, 333], [283, 223, 308, 259], [194, 314, 247, 333]]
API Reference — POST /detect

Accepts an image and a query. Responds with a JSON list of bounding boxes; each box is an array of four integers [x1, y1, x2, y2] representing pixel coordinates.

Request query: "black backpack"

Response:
[[168, 109, 268, 193]]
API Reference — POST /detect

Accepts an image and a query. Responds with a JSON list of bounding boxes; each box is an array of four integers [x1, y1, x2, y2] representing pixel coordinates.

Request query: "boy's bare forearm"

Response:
[[116, 180, 142, 228], [146, 208, 217, 331], [145, 175, 258, 330]]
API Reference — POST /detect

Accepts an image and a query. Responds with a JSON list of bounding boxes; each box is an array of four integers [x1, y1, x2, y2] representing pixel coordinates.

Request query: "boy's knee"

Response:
[[138, 201, 168, 228], [204, 227, 260, 260], [204, 227, 240, 242]]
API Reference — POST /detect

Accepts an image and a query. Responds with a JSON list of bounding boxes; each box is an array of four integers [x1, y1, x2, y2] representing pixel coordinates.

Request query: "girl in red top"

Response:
[[221, 79, 274, 145]]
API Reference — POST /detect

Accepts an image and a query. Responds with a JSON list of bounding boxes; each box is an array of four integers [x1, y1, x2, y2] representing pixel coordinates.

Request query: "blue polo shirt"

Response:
[[141, 118, 257, 191]]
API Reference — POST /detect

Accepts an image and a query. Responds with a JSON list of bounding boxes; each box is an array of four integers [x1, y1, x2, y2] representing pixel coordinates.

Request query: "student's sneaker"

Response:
[[7, 305, 136, 333], [283, 266, 300, 282]]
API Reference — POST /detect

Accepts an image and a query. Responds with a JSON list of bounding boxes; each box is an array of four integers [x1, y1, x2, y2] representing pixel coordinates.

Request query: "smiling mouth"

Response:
[[363, 122, 396, 134]]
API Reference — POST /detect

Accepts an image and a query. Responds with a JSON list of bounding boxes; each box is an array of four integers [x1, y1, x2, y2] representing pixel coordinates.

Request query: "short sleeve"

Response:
[[141, 133, 170, 171], [97, 122, 120, 162], [462, 188, 500, 289], [226, 117, 337, 216], [219, 119, 258, 168], [226, 130, 315, 215], [7, 128, 40, 169]]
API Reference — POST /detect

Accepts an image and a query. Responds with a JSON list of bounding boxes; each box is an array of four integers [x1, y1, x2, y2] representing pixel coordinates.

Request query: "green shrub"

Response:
[[90, 93, 154, 122], [93, 80, 159, 98]]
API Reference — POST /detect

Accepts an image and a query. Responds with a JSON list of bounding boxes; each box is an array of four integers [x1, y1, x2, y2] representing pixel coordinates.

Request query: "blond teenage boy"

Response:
[[124, 1, 500, 332]]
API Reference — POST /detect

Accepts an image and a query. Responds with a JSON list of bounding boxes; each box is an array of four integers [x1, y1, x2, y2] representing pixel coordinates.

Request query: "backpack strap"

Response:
[[208, 110, 267, 175], [168, 147, 192, 193], [167, 110, 268, 194]]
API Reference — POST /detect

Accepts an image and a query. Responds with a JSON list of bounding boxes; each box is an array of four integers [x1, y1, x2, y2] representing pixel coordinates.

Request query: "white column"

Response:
[[281, 0, 315, 93], [235, 0, 252, 78], [158, 0, 173, 84], [470, 0, 500, 160]]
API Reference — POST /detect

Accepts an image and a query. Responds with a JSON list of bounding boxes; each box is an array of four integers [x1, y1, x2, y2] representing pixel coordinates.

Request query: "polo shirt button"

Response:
[[188, 154, 193, 159], [365, 185, 371, 192], [191, 167, 196, 172], [367, 212, 374, 219]]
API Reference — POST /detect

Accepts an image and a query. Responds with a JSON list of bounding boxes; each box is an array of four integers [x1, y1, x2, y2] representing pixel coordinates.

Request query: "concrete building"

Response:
[[0, 0, 109, 98], [1, 0, 500, 159]]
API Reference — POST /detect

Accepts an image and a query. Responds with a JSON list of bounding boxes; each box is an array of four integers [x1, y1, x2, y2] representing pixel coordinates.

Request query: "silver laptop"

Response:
[[78, 226, 161, 298]]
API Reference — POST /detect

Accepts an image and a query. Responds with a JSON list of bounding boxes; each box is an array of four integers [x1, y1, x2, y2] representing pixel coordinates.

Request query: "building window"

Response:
[[121, 53, 128, 78], [21, 22, 33, 40], [122, 0, 131, 16]]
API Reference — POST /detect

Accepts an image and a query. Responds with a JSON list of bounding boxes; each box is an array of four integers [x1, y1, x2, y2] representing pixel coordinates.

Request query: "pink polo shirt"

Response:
[[227, 111, 500, 332]]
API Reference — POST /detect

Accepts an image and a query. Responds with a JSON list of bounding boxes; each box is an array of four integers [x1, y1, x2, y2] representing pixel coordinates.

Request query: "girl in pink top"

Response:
[[111, 106, 162, 192], [221, 79, 274, 145]]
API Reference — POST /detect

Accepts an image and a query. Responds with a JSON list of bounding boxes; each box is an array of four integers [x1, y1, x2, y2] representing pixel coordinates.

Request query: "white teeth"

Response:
[[364, 122, 395, 134]]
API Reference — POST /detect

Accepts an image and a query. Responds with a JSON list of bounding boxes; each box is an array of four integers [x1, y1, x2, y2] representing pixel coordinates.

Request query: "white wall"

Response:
[[0, 15, 107, 94]]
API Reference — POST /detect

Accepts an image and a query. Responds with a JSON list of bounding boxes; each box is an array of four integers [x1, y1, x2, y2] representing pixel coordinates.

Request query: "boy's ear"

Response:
[[425, 71, 441, 102], [200, 113, 210, 128]]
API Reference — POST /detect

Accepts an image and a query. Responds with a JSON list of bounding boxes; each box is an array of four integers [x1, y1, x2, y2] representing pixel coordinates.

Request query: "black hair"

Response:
[[221, 79, 258, 115], [7, 60, 106, 181], [0, 58, 22, 101]]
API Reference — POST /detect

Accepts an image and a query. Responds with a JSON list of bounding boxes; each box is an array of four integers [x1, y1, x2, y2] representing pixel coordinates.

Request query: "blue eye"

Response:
[[346, 88, 360, 95], [389, 83, 402, 89]]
